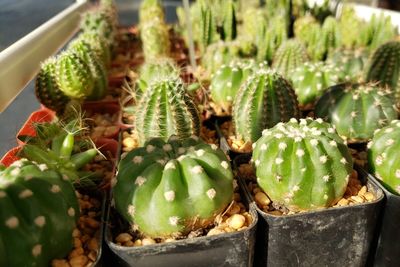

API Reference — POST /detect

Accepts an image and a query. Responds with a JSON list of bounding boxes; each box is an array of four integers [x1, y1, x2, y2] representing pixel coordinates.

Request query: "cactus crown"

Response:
[[138, 58, 180, 92], [113, 136, 234, 238], [252, 118, 353, 211], [134, 77, 201, 145], [315, 83, 398, 142], [233, 68, 300, 143], [368, 120, 400, 195]]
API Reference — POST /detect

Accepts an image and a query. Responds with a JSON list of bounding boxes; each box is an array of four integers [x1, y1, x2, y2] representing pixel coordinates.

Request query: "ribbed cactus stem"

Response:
[[139, 0, 165, 24], [140, 19, 171, 61], [113, 136, 234, 238], [328, 48, 368, 82], [272, 39, 309, 78], [138, 58, 180, 91], [252, 118, 353, 211], [78, 32, 111, 67], [199, 4, 217, 53], [134, 78, 200, 145], [233, 69, 300, 143], [221, 0, 237, 41]]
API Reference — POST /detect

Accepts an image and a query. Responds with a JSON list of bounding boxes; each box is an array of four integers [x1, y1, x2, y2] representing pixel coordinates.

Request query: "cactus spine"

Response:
[[315, 83, 398, 142], [134, 78, 201, 145], [113, 136, 234, 238], [272, 39, 309, 78], [138, 58, 180, 92], [233, 69, 300, 143], [252, 118, 353, 211], [368, 120, 400, 195]]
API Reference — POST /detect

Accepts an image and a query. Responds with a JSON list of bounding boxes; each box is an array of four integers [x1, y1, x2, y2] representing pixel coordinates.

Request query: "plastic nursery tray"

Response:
[[234, 154, 384, 267], [357, 167, 400, 267]]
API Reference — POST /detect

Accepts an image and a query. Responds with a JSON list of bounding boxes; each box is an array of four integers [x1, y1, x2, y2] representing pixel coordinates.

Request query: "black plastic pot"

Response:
[[234, 155, 384, 267], [358, 168, 400, 267], [104, 186, 258, 267]]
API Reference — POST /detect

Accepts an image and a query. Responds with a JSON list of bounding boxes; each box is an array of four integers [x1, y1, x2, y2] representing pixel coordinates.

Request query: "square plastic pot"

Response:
[[234, 155, 384, 267]]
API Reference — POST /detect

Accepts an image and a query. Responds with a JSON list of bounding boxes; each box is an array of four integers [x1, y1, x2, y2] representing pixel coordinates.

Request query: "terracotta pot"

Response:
[[0, 146, 22, 167]]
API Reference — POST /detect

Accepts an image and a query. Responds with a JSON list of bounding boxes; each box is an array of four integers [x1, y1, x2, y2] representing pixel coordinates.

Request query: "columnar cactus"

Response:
[[291, 62, 341, 106], [80, 9, 116, 44], [221, 0, 237, 41], [339, 6, 364, 49], [368, 120, 400, 195], [256, 18, 287, 63], [78, 32, 111, 68], [0, 160, 79, 266], [199, 3, 218, 53], [134, 77, 201, 145], [140, 19, 171, 61], [35, 58, 70, 115], [68, 39, 108, 100], [365, 41, 400, 102], [321, 16, 341, 57], [55, 51, 94, 99], [272, 39, 309, 78], [328, 48, 368, 82], [209, 60, 254, 114], [139, 0, 165, 24], [233, 69, 300, 143], [252, 118, 353, 211], [113, 136, 234, 238], [360, 13, 397, 51], [315, 83, 398, 142]]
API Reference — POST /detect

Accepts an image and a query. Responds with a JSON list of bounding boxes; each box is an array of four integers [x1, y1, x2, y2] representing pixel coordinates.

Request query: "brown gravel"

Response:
[[219, 121, 252, 153]]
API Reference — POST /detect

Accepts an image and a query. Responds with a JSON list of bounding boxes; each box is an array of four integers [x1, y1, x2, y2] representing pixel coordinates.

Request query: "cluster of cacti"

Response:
[[365, 41, 400, 103], [360, 13, 398, 51], [293, 15, 325, 61], [252, 118, 353, 211], [315, 83, 398, 142], [291, 62, 341, 106], [133, 77, 201, 145], [368, 120, 400, 195], [233, 69, 300, 143], [0, 160, 79, 266], [328, 48, 368, 82], [272, 39, 309, 78], [209, 60, 255, 114], [113, 136, 233, 238]]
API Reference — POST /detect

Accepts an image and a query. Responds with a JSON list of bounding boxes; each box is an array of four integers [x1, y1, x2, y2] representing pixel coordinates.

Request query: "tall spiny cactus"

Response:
[[368, 120, 400, 195], [360, 13, 398, 51], [81, 9, 116, 45], [233, 69, 300, 143], [140, 0, 165, 25], [78, 32, 111, 67], [221, 0, 237, 41], [113, 136, 234, 238], [339, 5, 364, 49], [256, 17, 287, 63], [252, 118, 353, 211], [35, 58, 70, 115], [140, 19, 171, 61], [199, 3, 217, 53], [315, 83, 398, 142], [134, 77, 201, 145], [321, 16, 341, 58]]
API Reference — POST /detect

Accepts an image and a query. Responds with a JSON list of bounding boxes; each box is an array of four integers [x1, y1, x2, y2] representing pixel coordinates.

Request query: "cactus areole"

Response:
[[252, 118, 353, 212], [368, 120, 400, 195], [113, 136, 234, 238], [0, 160, 79, 266]]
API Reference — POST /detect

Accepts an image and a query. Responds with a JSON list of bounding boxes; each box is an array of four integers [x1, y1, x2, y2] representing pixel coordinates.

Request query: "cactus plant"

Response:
[[137, 58, 180, 92], [255, 17, 287, 63], [221, 0, 237, 41], [338, 5, 365, 49], [368, 120, 400, 195], [198, 3, 218, 53], [202, 41, 239, 75], [140, 19, 171, 61], [55, 51, 95, 99], [134, 77, 201, 145], [78, 32, 111, 68], [315, 83, 398, 142], [0, 160, 79, 266], [139, 0, 165, 25], [328, 48, 368, 82], [113, 136, 234, 238], [252, 118, 353, 211], [365, 41, 400, 102], [291, 62, 341, 106], [68, 39, 108, 100], [35, 58, 71, 115], [272, 39, 309, 78], [209, 60, 255, 114], [360, 13, 397, 51], [320, 16, 341, 57], [233, 69, 300, 143], [80, 9, 115, 44]]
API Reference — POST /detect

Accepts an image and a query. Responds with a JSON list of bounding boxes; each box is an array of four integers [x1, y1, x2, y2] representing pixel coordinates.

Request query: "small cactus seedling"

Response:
[[113, 136, 233, 238], [368, 120, 400, 195], [291, 62, 341, 106], [68, 39, 108, 100], [0, 160, 79, 266], [272, 39, 310, 78], [35, 58, 70, 115], [328, 48, 368, 82], [365, 41, 400, 103], [209, 60, 255, 114], [315, 83, 398, 142], [252, 118, 353, 211], [55, 51, 95, 99], [140, 19, 171, 61], [233, 69, 300, 143], [134, 77, 201, 145]]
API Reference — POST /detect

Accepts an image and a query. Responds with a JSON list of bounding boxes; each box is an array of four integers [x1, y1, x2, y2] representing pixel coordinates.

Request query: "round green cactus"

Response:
[[0, 160, 79, 266], [315, 83, 398, 142], [368, 120, 400, 195], [35, 58, 70, 115], [365, 41, 400, 102], [272, 39, 310, 78], [328, 48, 368, 82], [140, 19, 171, 61], [113, 136, 234, 238], [233, 69, 300, 143], [291, 62, 341, 106], [68, 39, 108, 100], [55, 51, 94, 99], [209, 60, 255, 114], [134, 77, 201, 145], [252, 118, 353, 211]]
